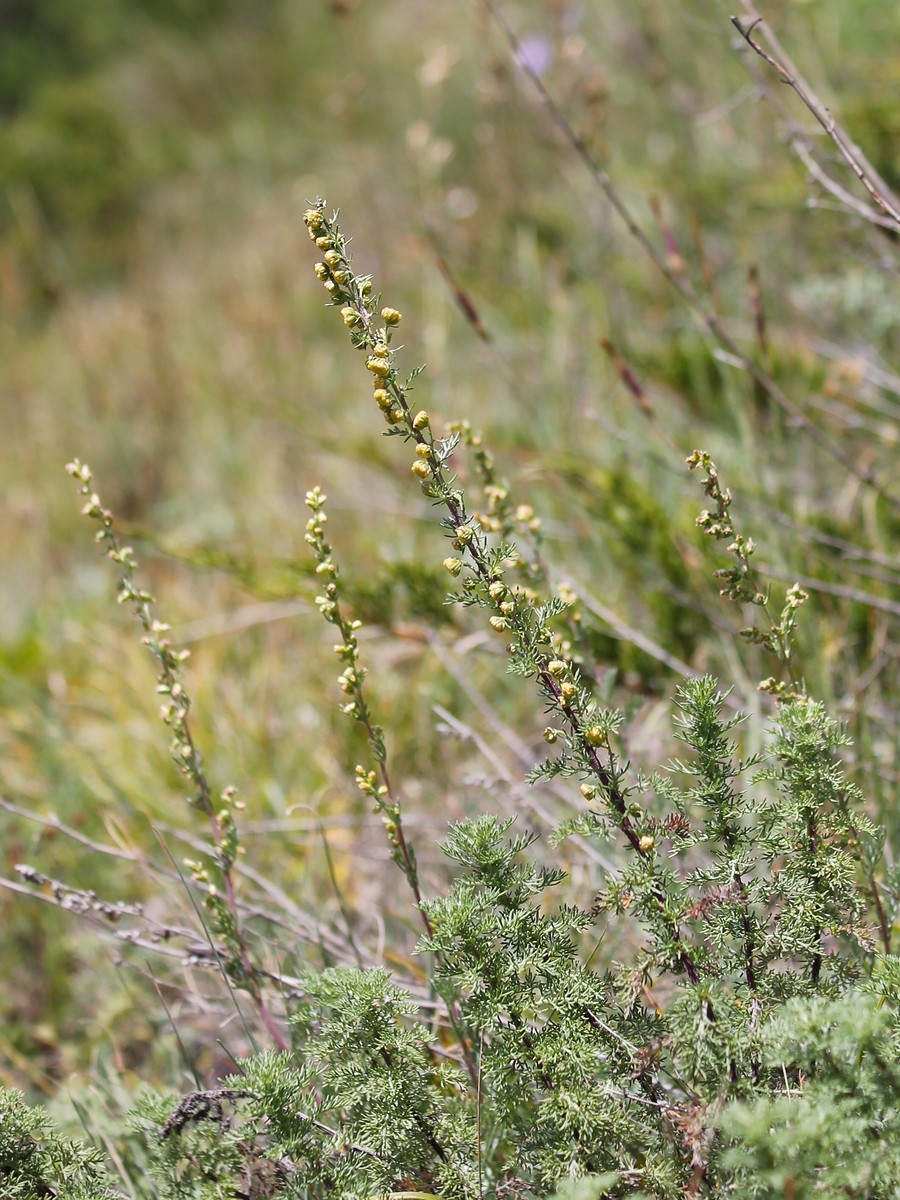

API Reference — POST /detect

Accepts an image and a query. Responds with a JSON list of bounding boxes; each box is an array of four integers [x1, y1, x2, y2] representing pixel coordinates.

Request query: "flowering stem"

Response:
[[66, 460, 288, 1053], [302, 202, 704, 988], [304, 485, 478, 1085]]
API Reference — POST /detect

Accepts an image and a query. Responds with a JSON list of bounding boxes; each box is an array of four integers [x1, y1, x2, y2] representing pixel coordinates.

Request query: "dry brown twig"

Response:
[[0, 792, 446, 1034], [731, 6, 900, 232]]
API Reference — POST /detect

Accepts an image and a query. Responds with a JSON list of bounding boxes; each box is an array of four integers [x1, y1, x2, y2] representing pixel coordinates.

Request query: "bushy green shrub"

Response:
[[0, 1087, 121, 1199]]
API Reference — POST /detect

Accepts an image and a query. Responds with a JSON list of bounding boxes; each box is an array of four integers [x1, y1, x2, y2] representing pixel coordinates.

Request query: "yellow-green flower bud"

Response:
[[389, 406, 404, 423], [580, 784, 597, 801], [489, 616, 509, 633], [373, 388, 392, 411], [415, 443, 432, 459], [324, 250, 341, 267], [443, 557, 463, 576], [314, 262, 329, 280], [456, 525, 473, 544], [412, 410, 429, 431], [341, 306, 360, 327], [548, 660, 567, 677], [560, 681, 576, 701], [381, 307, 402, 325], [515, 504, 535, 522], [372, 341, 390, 357], [500, 600, 515, 616], [411, 460, 431, 479], [639, 835, 655, 853], [585, 726, 605, 747], [366, 356, 390, 376], [488, 580, 506, 601], [543, 727, 559, 744]]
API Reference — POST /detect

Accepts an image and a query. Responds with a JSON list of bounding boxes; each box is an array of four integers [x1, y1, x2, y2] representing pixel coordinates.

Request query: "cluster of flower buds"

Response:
[[303, 204, 413, 430], [355, 765, 402, 849], [305, 487, 366, 719], [688, 450, 767, 607]]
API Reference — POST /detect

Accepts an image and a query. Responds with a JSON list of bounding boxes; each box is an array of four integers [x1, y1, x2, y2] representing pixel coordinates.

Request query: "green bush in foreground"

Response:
[[0, 1086, 121, 1200], [4, 197, 897, 1199]]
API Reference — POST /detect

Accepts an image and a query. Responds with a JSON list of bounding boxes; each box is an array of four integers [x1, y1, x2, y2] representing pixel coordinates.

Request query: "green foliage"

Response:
[[0, 1088, 120, 1199], [49, 749, 893, 1196], [0, 0, 243, 115], [0, 0, 124, 115], [719, 993, 900, 1197]]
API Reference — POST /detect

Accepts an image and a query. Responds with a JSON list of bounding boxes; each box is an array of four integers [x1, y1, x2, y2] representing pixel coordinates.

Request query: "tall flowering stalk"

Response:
[[305, 482, 479, 1084], [304, 485, 426, 904], [302, 200, 705, 985], [66, 459, 288, 1052]]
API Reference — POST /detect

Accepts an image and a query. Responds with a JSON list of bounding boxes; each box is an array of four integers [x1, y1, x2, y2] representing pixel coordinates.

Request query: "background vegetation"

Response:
[[1, 0, 898, 1176]]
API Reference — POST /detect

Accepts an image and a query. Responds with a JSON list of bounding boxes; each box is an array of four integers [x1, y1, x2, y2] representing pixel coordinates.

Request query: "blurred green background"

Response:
[[1, 0, 898, 1112]]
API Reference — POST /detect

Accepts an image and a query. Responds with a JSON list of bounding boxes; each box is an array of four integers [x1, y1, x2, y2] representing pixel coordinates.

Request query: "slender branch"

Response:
[[731, 10, 900, 229], [870, 880, 892, 955]]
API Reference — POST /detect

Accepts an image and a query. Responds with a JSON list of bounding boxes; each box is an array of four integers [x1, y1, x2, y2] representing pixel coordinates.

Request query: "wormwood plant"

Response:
[[3, 204, 899, 1198]]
